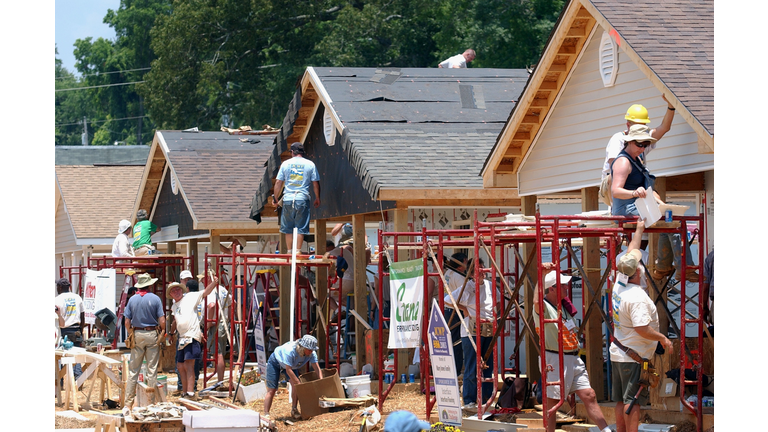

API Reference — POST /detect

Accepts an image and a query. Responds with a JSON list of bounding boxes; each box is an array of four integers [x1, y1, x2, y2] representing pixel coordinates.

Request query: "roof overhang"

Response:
[[481, 0, 715, 189]]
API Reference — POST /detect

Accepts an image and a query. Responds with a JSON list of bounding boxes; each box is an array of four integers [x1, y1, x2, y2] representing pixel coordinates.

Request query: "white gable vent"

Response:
[[323, 107, 336, 146], [599, 31, 618, 87]]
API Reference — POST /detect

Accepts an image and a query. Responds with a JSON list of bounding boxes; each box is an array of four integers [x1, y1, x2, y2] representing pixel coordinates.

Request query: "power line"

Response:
[[56, 81, 145, 92], [56, 67, 151, 80], [55, 115, 150, 127]]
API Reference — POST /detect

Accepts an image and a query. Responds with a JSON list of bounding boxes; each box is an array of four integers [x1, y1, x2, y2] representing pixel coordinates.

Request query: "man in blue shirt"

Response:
[[262, 335, 323, 419], [272, 142, 321, 253], [123, 273, 166, 410]]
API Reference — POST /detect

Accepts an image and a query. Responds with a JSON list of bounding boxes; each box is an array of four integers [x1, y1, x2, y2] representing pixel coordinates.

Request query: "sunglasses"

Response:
[[634, 141, 652, 148]]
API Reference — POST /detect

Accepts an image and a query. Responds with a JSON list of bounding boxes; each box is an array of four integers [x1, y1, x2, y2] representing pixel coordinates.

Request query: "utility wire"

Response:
[[56, 67, 151, 80], [55, 115, 150, 127], [56, 81, 145, 92]]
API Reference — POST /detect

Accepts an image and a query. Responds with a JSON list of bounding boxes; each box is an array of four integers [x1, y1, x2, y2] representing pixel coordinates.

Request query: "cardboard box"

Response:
[[182, 410, 261, 432], [236, 381, 267, 404], [658, 378, 677, 397], [662, 396, 683, 412], [295, 368, 345, 419]]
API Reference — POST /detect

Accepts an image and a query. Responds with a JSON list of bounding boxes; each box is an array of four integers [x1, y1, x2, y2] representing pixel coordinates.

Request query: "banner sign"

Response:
[[253, 295, 267, 376], [83, 269, 116, 325], [387, 259, 425, 349], [428, 299, 462, 426]]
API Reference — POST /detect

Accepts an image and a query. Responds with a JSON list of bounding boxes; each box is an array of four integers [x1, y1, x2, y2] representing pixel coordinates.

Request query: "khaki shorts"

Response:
[[599, 175, 613, 207], [611, 361, 648, 406], [206, 322, 228, 355], [540, 351, 592, 399]]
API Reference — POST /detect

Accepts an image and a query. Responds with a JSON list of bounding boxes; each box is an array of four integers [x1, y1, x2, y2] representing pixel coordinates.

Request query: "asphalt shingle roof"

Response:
[[590, 0, 714, 134], [159, 131, 277, 223], [315, 67, 529, 198], [56, 165, 144, 239], [55, 145, 151, 166]]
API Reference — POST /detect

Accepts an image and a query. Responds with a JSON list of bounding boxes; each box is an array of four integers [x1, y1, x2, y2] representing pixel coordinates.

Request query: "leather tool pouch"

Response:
[[641, 359, 661, 388]]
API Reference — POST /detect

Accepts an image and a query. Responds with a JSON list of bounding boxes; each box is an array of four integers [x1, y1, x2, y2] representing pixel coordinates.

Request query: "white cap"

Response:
[[118, 219, 131, 234], [180, 270, 193, 280], [543, 271, 572, 289]]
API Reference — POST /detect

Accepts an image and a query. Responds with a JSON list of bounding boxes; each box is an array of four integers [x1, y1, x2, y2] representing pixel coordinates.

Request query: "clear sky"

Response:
[[55, 0, 120, 76]]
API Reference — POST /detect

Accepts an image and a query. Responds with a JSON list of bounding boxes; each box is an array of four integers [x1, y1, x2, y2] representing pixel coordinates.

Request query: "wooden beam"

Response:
[[352, 214, 367, 373], [315, 219, 328, 361], [482, 172, 518, 189], [580, 187, 604, 400], [651, 178, 669, 336], [666, 172, 705, 191], [393, 210, 411, 377], [378, 188, 519, 201], [520, 195, 539, 384], [395, 199, 521, 208]]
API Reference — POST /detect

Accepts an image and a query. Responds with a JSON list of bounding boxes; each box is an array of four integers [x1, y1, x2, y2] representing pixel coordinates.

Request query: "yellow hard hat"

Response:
[[625, 104, 650, 124]]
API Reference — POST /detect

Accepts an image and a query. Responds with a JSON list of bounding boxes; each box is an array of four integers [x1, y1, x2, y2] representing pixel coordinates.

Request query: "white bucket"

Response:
[[342, 375, 371, 398]]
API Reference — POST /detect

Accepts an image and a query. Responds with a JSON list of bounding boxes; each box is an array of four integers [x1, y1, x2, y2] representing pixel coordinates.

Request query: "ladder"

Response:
[[258, 270, 281, 342], [111, 271, 137, 349]]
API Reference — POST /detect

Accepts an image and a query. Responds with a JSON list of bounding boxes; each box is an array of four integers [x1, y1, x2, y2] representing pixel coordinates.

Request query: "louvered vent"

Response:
[[323, 107, 335, 145], [599, 32, 618, 87]]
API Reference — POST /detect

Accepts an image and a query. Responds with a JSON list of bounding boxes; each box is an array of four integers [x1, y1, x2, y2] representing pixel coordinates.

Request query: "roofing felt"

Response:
[[316, 67, 529, 196], [56, 165, 144, 239], [158, 130, 278, 224], [55, 145, 151, 166], [590, 0, 714, 135]]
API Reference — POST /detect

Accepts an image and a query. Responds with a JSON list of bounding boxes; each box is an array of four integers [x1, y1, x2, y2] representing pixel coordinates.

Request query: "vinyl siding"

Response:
[[519, 27, 714, 196], [55, 194, 77, 254]]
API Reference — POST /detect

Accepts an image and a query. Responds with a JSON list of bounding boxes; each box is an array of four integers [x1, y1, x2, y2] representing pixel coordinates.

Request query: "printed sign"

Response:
[[387, 259, 425, 349], [83, 269, 116, 325], [253, 299, 267, 376], [428, 299, 462, 426]]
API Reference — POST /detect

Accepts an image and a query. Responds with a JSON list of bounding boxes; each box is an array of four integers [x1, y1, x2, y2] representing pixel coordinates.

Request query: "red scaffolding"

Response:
[[376, 209, 708, 431]]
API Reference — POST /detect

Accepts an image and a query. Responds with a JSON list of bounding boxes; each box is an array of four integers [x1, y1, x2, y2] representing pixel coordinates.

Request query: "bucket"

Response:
[[342, 375, 371, 398], [157, 375, 167, 395]]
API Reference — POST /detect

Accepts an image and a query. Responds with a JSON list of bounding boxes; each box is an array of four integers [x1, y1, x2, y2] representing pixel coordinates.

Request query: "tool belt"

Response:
[[468, 317, 493, 337], [613, 339, 660, 388]]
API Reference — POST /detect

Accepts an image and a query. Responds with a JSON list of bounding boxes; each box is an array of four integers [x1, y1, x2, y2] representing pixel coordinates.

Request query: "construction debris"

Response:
[[126, 402, 186, 422]]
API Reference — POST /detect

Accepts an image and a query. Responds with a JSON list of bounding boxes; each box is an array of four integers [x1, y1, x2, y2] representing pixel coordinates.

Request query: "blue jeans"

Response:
[[445, 308, 463, 375], [280, 200, 310, 235], [60, 326, 83, 379], [461, 335, 493, 405], [266, 353, 289, 389]]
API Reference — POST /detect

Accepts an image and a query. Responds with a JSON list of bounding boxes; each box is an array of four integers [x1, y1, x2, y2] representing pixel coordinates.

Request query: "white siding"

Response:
[[519, 27, 714, 196], [55, 195, 77, 254]]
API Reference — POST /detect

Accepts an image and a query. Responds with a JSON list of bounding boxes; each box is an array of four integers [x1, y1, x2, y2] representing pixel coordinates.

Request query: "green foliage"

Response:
[[58, 0, 566, 138]]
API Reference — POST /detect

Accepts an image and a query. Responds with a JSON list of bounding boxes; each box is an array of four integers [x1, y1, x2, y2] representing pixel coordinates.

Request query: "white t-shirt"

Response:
[[444, 279, 493, 338], [55, 292, 84, 328], [112, 233, 133, 257], [206, 285, 230, 321], [609, 281, 659, 362], [439, 54, 467, 68], [172, 291, 205, 342], [601, 131, 657, 179]]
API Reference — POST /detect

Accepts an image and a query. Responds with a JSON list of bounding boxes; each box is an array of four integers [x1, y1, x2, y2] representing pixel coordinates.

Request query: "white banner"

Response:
[[83, 269, 116, 325], [428, 299, 462, 426], [253, 299, 267, 376], [387, 259, 424, 349]]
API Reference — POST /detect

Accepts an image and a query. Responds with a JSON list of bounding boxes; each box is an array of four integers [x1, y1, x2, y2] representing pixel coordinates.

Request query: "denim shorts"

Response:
[[175, 339, 202, 363], [280, 200, 310, 235], [266, 353, 288, 389]]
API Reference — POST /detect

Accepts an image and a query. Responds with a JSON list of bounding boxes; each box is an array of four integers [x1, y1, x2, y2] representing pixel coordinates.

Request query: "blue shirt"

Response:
[[276, 156, 319, 203], [273, 341, 318, 369], [124, 292, 164, 327]]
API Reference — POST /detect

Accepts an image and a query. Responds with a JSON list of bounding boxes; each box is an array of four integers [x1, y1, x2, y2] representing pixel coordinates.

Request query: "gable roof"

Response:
[[251, 67, 529, 220], [55, 165, 144, 240], [481, 0, 714, 185], [136, 130, 278, 229]]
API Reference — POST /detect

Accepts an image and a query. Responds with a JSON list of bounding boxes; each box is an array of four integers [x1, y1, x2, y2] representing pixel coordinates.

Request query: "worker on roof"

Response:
[[438, 49, 476, 68], [271, 142, 321, 254], [133, 209, 160, 256], [533, 266, 612, 432]]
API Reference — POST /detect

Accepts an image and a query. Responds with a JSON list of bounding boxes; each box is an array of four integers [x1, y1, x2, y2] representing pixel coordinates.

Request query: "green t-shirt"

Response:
[[132, 220, 158, 249]]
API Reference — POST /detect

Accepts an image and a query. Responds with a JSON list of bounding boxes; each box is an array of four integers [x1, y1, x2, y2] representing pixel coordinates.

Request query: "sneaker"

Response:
[[462, 402, 477, 410], [291, 407, 301, 419]]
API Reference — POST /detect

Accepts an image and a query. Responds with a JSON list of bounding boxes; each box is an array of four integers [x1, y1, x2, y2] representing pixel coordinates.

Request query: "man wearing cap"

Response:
[[600, 95, 675, 207], [610, 222, 673, 432], [112, 219, 134, 257], [166, 275, 220, 400], [123, 273, 166, 409], [533, 269, 612, 432], [271, 142, 321, 253], [383, 410, 431, 432], [263, 335, 323, 419], [55, 278, 85, 379], [133, 209, 160, 256]]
